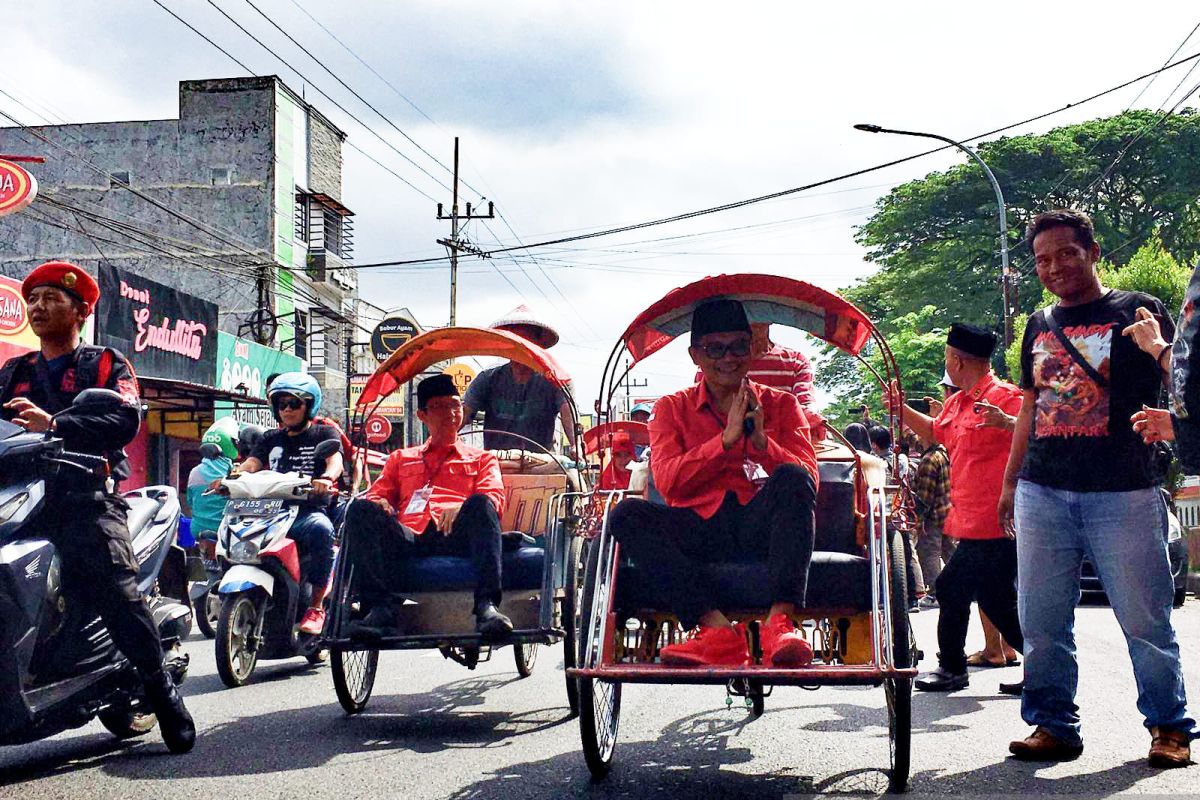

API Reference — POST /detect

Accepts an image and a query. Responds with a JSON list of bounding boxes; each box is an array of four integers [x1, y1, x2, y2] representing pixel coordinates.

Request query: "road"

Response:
[[2, 601, 1197, 799]]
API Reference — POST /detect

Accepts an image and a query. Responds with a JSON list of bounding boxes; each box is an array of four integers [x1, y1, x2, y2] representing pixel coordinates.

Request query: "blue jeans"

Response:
[[289, 509, 335, 588], [1015, 480, 1195, 746]]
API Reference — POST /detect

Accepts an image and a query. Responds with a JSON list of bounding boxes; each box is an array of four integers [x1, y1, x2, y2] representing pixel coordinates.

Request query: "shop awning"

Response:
[[140, 376, 268, 438]]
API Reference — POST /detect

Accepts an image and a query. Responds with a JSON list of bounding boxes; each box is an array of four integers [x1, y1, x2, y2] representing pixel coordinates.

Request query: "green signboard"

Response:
[[214, 331, 303, 429]]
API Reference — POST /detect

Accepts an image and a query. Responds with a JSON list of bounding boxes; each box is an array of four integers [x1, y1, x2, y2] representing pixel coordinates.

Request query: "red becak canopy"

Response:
[[355, 327, 572, 414], [582, 420, 650, 456], [619, 274, 875, 364]]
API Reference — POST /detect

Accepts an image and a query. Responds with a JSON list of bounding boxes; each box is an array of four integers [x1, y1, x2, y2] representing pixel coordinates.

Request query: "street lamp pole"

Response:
[[854, 123, 1013, 347]]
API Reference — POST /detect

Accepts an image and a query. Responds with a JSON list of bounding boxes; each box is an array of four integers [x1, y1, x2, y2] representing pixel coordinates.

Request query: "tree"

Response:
[[847, 110, 1200, 338]]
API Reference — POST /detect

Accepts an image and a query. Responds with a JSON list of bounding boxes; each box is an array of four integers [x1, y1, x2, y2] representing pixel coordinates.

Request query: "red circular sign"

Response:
[[0, 160, 37, 218], [0, 283, 29, 335], [364, 415, 393, 445]]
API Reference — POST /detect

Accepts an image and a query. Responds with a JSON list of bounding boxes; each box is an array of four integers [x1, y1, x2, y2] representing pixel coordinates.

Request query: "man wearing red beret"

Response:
[[0, 261, 195, 753]]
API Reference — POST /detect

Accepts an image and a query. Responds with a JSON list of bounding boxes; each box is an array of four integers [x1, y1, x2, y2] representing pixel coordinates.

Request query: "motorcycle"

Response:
[[0, 389, 191, 747], [212, 438, 339, 687], [189, 442, 231, 640]]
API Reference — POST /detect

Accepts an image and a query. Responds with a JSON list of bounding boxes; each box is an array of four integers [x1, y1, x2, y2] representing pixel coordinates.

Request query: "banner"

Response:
[[214, 331, 304, 429], [0, 275, 39, 364], [98, 264, 218, 383]]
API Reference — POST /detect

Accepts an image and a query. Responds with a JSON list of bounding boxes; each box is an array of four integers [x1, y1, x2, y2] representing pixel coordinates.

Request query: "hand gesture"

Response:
[[1131, 405, 1175, 443], [1121, 306, 1168, 357], [882, 379, 902, 414], [436, 502, 463, 536], [4, 398, 52, 433], [924, 396, 944, 418], [973, 400, 1014, 431], [722, 380, 753, 450]]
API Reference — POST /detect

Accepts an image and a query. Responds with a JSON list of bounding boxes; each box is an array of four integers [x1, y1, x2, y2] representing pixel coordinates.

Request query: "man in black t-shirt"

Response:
[[999, 210, 1194, 768], [236, 373, 343, 635]]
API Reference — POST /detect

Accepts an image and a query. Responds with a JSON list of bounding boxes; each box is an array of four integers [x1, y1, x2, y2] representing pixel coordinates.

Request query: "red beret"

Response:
[[22, 261, 99, 313]]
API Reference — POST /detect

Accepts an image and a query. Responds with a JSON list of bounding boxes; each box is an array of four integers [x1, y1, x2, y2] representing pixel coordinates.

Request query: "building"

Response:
[[0, 76, 359, 488]]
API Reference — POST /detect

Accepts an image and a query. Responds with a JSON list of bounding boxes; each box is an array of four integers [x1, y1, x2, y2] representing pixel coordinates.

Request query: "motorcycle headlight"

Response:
[[229, 539, 260, 564], [0, 492, 27, 524]]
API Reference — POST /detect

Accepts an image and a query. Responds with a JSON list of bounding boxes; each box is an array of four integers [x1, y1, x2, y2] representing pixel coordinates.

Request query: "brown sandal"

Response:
[[966, 651, 1007, 668]]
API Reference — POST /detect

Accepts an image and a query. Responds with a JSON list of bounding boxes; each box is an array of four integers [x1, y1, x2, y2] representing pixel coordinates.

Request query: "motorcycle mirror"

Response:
[[66, 388, 125, 414], [312, 439, 342, 460]]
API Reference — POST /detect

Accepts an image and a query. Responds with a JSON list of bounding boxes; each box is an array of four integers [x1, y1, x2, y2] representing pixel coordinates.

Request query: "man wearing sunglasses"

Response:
[[235, 372, 343, 635], [607, 298, 820, 667]]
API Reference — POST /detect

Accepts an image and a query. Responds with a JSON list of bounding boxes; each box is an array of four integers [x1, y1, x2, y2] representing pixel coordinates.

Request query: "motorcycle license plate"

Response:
[[228, 498, 284, 517]]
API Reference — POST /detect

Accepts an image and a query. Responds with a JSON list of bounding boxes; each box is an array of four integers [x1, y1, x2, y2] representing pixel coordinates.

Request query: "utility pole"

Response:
[[436, 137, 494, 326]]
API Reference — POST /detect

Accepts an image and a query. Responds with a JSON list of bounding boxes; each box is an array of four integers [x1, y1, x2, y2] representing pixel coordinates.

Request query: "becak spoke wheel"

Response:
[[514, 642, 538, 677], [886, 528, 912, 793], [563, 535, 583, 716], [332, 648, 378, 714], [577, 533, 621, 778]]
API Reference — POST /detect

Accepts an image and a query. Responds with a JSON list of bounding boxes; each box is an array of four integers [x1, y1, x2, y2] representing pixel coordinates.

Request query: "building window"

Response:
[[109, 170, 130, 188], [294, 309, 308, 361], [211, 167, 233, 185], [294, 191, 310, 244]]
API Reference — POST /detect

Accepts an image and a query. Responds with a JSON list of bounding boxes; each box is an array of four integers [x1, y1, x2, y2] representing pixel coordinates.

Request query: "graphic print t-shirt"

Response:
[[1018, 289, 1174, 492], [250, 425, 342, 507], [463, 363, 567, 451]]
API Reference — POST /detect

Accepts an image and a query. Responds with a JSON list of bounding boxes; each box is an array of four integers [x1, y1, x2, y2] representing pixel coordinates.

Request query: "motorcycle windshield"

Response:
[[0, 419, 24, 440]]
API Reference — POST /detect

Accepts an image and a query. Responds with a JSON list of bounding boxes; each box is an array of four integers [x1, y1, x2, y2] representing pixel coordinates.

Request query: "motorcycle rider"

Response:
[[230, 372, 343, 635], [187, 417, 239, 538], [0, 261, 195, 753]]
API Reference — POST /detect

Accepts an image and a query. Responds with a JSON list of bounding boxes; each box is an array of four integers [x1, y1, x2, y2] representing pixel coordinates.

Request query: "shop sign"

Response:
[[370, 316, 419, 363], [0, 275, 37, 363], [443, 362, 476, 394], [349, 374, 405, 419], [214, 331, 304, 429], [364, 415, 392, 444], [0, 160, 37, 217], [98, 264, 217, 383]]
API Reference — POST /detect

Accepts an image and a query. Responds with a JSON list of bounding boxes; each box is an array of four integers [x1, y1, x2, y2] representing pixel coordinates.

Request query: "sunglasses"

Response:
[[698, 340, 751, 359], [274, 397, 305, 411]]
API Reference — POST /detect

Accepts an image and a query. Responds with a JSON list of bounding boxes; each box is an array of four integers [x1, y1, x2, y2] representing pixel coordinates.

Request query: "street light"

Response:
[[854, 123, 1014, 347]]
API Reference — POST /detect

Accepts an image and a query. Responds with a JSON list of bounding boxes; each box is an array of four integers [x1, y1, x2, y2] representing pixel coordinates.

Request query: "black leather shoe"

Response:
[[349, 604, 398, 641], [144, 670, 196, 754], [999, 679, 1024, 696], [475, 603, 513, 637], [915, 666, 969, 692]]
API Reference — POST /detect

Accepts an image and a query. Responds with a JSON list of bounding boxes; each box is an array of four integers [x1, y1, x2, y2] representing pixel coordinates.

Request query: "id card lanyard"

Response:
[[404, 448, 454, 517]]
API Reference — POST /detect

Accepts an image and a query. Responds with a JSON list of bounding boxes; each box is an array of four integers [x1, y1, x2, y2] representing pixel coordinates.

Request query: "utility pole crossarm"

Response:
[[435, 137, 496, 326]]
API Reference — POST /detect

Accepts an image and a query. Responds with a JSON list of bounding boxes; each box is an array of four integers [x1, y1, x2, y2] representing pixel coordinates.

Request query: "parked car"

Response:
[[1081, 501, 1189, 608]]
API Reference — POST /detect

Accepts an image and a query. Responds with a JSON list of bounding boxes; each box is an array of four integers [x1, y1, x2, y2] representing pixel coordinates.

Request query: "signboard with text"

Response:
[[443, 362, 476, 394], [364, 415, 393, 444], [98, 264, 217, 383], [214, 332, 304, 429], [370, 316, 419, 363], [0, 275, 39, 364], [0, 160, 38, 217], [349, 374, 405, 419]]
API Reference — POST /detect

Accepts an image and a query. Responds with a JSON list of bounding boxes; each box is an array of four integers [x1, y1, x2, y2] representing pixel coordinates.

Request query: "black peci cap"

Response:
[[690, 298, 751, 345], [417, 374, 459, 409], [947, 322, 997, 359]]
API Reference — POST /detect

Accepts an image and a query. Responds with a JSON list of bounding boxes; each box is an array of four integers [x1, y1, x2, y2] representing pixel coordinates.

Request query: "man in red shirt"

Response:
[[887, 323, 1024, 693], [609, 299, 819, 667], [343, 375, 511, 637]]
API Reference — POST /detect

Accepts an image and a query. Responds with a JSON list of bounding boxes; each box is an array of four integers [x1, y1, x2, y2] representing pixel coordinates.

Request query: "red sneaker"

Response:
[[659, 624, 749, 667], [760, 613, 813, 667], [299, 607, 326, 636]]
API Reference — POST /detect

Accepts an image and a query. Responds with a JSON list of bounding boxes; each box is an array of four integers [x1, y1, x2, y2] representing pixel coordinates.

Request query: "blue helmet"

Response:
[[266, 372, 322, 423]]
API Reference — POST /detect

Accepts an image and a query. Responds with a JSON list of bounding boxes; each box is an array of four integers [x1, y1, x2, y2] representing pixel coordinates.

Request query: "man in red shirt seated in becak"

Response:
[[343, 374, 512, 638], [608, 299, 820, 667]]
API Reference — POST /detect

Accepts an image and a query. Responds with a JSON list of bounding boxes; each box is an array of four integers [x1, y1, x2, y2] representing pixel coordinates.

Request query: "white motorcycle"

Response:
[[212, 439, 339, 687]]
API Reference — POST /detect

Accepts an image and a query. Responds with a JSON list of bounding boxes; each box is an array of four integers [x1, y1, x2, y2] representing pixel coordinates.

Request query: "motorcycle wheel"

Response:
[[194, 586, 219, 639], [99, 707, 157, 739], [216, 593, 261, 688]]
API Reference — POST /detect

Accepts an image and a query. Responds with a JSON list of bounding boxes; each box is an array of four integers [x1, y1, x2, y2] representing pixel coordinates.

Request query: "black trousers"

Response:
[[344, 494, 503, 609], [45, 494, 165, 678], [608, 463, 817, 627], [934, 537, 1024, 673]]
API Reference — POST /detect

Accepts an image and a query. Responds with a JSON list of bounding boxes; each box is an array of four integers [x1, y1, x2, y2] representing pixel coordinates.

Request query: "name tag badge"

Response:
[[404, 485, 433, 517], [743, 459, 768, 486]]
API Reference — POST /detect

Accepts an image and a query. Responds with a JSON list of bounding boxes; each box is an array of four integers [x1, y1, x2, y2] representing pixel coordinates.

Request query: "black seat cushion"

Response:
[[616, 551, 871, 615], [389, 546, 544, 593]]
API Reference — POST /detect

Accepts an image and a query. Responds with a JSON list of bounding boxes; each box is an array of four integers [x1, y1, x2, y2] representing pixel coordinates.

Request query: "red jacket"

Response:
[[649, 381, 818, 519], [366, 439, 506, 531]]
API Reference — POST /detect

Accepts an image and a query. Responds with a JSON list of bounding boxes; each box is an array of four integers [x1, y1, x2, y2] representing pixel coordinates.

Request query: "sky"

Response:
[[3, 0, 1199, 413]]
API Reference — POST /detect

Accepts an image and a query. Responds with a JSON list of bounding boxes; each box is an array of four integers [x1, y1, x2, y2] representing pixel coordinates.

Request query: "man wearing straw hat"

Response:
[[463, 305, 579, 457]]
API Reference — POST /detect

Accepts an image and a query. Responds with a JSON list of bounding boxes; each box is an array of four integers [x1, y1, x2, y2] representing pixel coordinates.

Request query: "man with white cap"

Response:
[[463, 305, 579, 457]]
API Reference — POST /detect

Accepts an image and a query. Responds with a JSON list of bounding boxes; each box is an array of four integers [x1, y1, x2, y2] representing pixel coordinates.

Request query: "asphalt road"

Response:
[[2, 601, 1197, 799]]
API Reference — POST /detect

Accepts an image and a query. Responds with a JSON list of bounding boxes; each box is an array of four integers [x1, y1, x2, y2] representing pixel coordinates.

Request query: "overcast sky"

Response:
[[4, 1, 1199, 411]]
